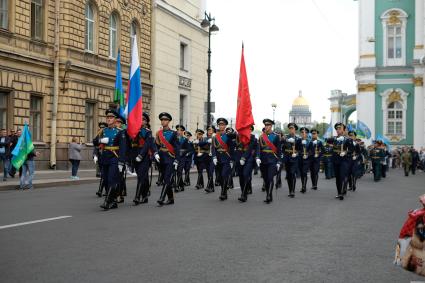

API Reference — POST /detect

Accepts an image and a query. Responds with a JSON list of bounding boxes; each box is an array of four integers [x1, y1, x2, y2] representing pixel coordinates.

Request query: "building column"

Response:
[[329, 90, 342, 136], [358, 0, 376, 68], [413, 78, 424, 148], [356, 85, 376, 140]]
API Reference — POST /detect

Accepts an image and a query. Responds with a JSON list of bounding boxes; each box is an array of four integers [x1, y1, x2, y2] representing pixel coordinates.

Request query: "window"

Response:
[[109, 13, 118, 59], [0, 92, 8, 129], [180, 43, 187, 71], [381, 9, 407, 66], [85, 102, 95, 142], [0, 0, 8, 30], [30, 96, 42, 141], [380, 88, 409, 141], [85, 2, 94, 52], [179, 94, 187, 125], [130, 21, 137, 54], [387, 101, 403, 135], [31, 0, 44, 40]]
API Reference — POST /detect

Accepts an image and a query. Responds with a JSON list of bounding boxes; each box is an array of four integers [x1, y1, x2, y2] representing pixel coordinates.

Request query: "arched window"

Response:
[[381, 9, 408, 66], [85, 1, 94, 52], [109, 12, 118, 59], [387, 101, 403, 135], [380, 88, 409, 141], [130, 20, 137, 54]]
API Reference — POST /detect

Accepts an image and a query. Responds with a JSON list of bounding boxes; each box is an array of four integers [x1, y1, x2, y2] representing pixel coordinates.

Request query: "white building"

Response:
[[151, 0, 208, 132]]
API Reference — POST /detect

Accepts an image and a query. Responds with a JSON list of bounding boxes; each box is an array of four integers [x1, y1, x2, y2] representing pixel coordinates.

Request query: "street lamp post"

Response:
[[271, 103, 277, 130], [201, 12, 219, 127], [322, 116, 326, 137]]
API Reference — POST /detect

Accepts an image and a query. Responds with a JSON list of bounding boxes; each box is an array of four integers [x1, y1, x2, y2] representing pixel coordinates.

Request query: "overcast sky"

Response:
[[207, 0, 359, 127]]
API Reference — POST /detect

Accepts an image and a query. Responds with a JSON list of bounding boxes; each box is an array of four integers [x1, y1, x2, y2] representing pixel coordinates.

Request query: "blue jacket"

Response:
[[155, 128, 181, 164], [257, 132, 282, 165], [211, 132, 234, 164]]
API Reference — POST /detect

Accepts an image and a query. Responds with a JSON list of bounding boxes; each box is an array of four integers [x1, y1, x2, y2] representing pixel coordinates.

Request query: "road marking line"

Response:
[[0, 216, 72, 230]]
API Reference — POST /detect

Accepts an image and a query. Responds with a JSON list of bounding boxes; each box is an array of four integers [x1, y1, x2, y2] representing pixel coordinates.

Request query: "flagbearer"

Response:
[[212, 118, 235, 201], [133, 112, 156, 205], [282, 123, 301, 198], [237, 125, 257, 203], [309, 129, 323, 190], [155, 112, 180, 206], [98, 109, 128, 210], [257, 119, 281, 204]]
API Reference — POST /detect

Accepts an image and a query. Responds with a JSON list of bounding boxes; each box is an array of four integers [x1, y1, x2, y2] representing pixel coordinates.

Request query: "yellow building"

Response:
[[0, 0, 152, 169]]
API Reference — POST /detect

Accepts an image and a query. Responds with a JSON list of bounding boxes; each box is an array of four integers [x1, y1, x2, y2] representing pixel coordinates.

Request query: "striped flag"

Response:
[[11, 123, 34, 170], [126, 35, 143, 139], [114, 50, 126, 117]]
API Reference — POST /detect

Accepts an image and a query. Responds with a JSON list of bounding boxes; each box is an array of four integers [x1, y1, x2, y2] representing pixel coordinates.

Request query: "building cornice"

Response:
[[155, 0, 208, 34]]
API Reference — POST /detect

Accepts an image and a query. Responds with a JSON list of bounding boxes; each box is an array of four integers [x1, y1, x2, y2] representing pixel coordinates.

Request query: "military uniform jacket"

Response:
[[135, 127, 156, 161], [194, 137, 210, 163], [282, 134, 302, 162], [332, 135, 355, 163], [257, 132, 282, 165], [236, 134, 258, 163], [155, 128, 181, 164], [369, 146, 385, 163], [94, 126, 127, 165], [211, 132, 234, 164], [299, 138, 314, 161], [322, 143, 334, 160], [311, 139, 324, 160]]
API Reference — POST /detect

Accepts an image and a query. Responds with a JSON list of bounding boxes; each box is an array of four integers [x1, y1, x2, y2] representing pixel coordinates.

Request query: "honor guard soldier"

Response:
[[155, 112, 180, 206], [94, 122, 107, 197], [212, 118, 235, 201], [133, 112, 156, 205], [193, 129, 206, 189], [299, 127, 312, 193], [275, 130, 284, 190], [282, 123, 301, 198], [98, 109, 128, 210], [347, 132, 362, 192], [257, 119, 281, 204], [332, 122, 354, 200], [323, 138, 335, 179], [204, 125, 216, 193], [115, 115, 129, 203], [175, 125, 189, 193], [310, 129, 323, 190], [236, 125, 257, 202], [226, 126, 236, 189], [183, 131, 194, 186], [369, 139, 386, 182]]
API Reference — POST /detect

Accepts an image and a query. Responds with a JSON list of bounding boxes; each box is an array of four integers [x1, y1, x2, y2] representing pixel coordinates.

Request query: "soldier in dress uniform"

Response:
[[155, 112, 180, 206], [257, 119, 281, 204], [115, 115, 129, 203], [332, 122, 354, 200], [299, 127, 312, 194], [236, 125, 257, 203], [369, 139, 386, 182], [323, 137, 335, 179], [212, 118, 235, 201], [275, 130, 284, 190], [94, 122, 107, 197], [175, 125, 189, 193], [309, 129, 323, 190], [97, 109, 128, 210], [226, 126, 237, 189], [193, 129, 206, 189], [183, 131, 194, 186], [133, 112, 156, 205], [204, 125, 216, 193], [282, 123, 301, 198], [347, 132, 362, 192]]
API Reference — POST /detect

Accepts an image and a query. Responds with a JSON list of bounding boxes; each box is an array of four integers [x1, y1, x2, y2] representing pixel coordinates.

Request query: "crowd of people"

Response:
[[91, 109, 423, 211]]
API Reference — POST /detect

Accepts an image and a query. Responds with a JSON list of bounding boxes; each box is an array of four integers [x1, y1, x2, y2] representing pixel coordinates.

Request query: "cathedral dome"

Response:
[[292, 94, 309, 106]]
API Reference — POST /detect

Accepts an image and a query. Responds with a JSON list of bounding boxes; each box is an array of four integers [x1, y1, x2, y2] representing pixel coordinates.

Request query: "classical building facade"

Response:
[[0, 0, 152, 168], [355, 0, 425, 147], [150, 0, 208, 132], [288, 91, 313, 128]]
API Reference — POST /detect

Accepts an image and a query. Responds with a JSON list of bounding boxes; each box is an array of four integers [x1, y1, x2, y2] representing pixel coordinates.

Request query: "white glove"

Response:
[[256, 158, 261, 167], [353, 141, 356, 146], [288, 137, 295, 143], [240, 159, 245, 166], [340, 152, 346, 157], [207, 138, 212, 144], [337, 136, 344, 142], [303, 155, 308, 160], [230, 161, 234, 168], [352, 156, 357, 160], [154, 153, 160, 163], [93, 155, 98, 164], [276, 163, 281, 171], [100, 137, 109, 144], [118, 163, 124, 172], [193, 139, 199, 144], [302, 140, 306, 145], [173, 160, 178, 170], [292, 153, 297, 158], [135, 155, 142, 162], [213, 157, 218, 166], [313, 140, 317, 145]]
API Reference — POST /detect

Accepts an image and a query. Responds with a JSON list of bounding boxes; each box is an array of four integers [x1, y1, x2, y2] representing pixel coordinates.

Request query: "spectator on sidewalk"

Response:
[[0, 129, 11, 181], [20, 150, 38, 190], [401, 147, 412, 177], [69, 137, 82, 180], [411, 147, 420, 175]]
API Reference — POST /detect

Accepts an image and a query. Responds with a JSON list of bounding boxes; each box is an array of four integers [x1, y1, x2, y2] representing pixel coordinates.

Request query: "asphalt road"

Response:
[[0, 169, 424, 283]]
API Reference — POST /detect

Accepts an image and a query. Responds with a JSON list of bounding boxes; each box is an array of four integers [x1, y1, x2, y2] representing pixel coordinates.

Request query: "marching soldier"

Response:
[[193, 129, 206, 189], [175, 125, 189, 193], [226, 126, 236, 189], [133, 112, 156, 205], [369, 139, 385, 182], [94, 122, 107, 197], [323, 137, 335, 179], [299, 127, 312, 194], [257, 119, 281, 204], [236, 125, 257, 203], [184, 131, 194, 186], [310, 129, 323, 190], [155, 112, 180, 206], [347, 132, 362, 192], [115, 115, 129, 203], [332, 122, 354, 200], [97, 109, 128, 210], [275, 130, 284, 190], [204, 125, 216, 193], [212, 118, 235, 201], [282, 123, 301, 198]]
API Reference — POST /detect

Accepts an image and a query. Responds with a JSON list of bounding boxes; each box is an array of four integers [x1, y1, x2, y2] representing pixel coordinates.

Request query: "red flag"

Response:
[[235, 44, 254, 145]]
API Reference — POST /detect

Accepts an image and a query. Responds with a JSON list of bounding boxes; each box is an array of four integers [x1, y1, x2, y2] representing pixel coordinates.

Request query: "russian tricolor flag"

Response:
[[126, 35, 143, 139]]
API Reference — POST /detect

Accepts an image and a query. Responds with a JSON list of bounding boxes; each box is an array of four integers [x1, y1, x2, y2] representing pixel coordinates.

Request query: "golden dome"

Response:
[[292, 95, 309, 106]]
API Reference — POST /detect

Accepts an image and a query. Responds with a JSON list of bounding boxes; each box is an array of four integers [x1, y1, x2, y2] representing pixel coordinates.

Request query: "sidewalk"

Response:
[[0, 169, 138, 191]]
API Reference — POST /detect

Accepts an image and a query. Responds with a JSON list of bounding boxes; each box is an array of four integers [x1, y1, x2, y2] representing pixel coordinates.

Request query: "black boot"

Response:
[[264, 182, 273, 203], [199, 174, 204, 189], [133, 181, 142, 205], [291, 178, 296, 198], [352, 177, 357, 192], [165, 184, 174, 205], [96, 177, 104, 197], [287, 177, 292, 197], [348, 176, 353, 191], [238, 182, 248, 203], [301, 176, 307, 193], [100, 185, 117, 210], [247, 180, 252, 194], [157, 184, 167, 206], [184, 171, 190, 186], [261, 181, 266, 192], [311, 174, 318, 190], [205, 177, 214, 193], [219, 180, 228, 201], [195, 173, 202, 189]]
